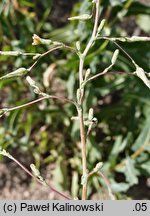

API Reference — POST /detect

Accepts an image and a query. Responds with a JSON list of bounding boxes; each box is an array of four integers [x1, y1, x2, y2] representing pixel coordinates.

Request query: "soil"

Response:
[[0, 152, 150, 199]]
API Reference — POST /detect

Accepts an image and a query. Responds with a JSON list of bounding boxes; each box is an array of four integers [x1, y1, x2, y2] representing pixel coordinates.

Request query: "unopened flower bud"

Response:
[[76, 41, 81, 51], [85, 68, 91, 81], [111, 49, 119, 65], [76, 89, 81, 103], [30, 164, 40, 177], [32, 34, 41, 45], [97, 19, 106, 34], [93, 162, 103, 172], [88, 108, 94, 121]]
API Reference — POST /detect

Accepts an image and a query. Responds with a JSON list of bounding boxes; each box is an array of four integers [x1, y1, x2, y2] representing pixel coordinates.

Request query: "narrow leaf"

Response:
[[0, 68, 28, 80], [135, 64, 150, 89], [0, 51, 20, 56], [68, 14, 92, 21]]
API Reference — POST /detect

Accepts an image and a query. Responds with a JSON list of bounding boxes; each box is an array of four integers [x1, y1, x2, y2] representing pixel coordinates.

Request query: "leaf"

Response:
[[141, 161, 150, 175], [109, 0, 126, 7], [116, 157, 139, 186], [134, 64, 150, 89], [67, 73, 76, 99], [100, 36, 150, 42], [110, 133, 131, 159], [0, 51, 20, 56], [52, 157, 68, 191], [132, 116, 150, 151], [0, 68, 28, 80], [125, 158, 138, 185], [111, 182, 130, 192], [71, 171, 79, 197], [136, 15, 150, 34], [68, 14, 92, 21]]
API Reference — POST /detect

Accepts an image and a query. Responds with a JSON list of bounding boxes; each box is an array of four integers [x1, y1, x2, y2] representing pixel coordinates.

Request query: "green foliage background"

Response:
[[0, 0, 150, 199]]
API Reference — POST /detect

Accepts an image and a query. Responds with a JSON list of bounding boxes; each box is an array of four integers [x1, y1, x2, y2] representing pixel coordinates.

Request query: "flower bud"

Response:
[[93, 162, 103, 172], [76, 89, 81, 103], [76, 41, 81, 51], [30, 164, 40, 177], [97, 19, 106, 34], [84, 68, 91, 81], [111, 49, 119, 65], [32, 34, 52, 46], [88, 108, 94, 121], [33, 54, 41, 60]]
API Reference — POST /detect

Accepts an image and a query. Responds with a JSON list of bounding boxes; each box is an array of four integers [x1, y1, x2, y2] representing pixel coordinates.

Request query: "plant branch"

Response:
[[86, 71, 132, 83], [28, 43, 78, 72], [0, 149, 71, 200], [88, 169, 115, 200], [85, 162, 115, 200], [0, 95, 77, 117], [78, 108, 88, 200], [28, 46, 62, 71], [98, 171, 115, 200], [83, 0, 100, 57], [0, 51, 41, 57]]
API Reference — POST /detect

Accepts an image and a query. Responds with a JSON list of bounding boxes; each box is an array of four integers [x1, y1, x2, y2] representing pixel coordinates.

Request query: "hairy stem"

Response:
[[78, 0, 100, 200], [78, 108, 88, 200]]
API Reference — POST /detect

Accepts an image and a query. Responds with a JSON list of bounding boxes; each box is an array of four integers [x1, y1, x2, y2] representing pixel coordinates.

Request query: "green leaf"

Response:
[[141, 161, 150, 174], [132, 116, 150, 151], [52, 157, 69, 191], [137, 15, 150, 34], [110, 133, 131, 158], [111, 182, 130, 193], [68, 14, 92, 21], [134, 64, 150, 89], [116, 157, 139, 186], [0, 68, 28, 80], [109, 0, 126, 7], [125, 157, 138, 185], [71, 171, 79, 197]]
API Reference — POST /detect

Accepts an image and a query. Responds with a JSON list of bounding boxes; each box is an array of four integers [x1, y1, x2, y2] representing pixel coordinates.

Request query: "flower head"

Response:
[[32, 34, 41, 45]]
